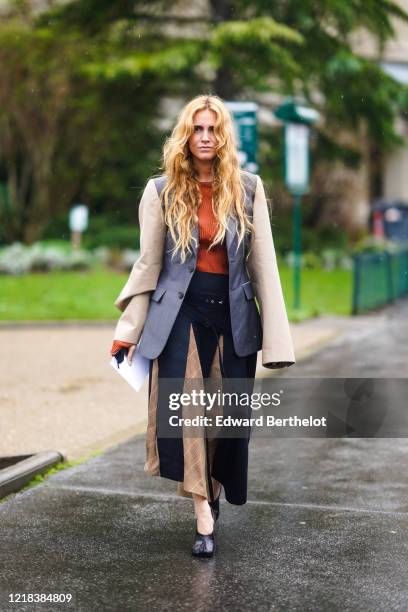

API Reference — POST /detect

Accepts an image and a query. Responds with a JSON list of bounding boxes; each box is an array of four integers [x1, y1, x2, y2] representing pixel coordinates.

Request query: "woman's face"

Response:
[[188, 108, 218, 162]]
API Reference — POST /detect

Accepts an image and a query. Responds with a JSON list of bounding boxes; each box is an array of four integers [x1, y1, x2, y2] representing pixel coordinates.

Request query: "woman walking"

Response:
[[110, 94, 295, 557]]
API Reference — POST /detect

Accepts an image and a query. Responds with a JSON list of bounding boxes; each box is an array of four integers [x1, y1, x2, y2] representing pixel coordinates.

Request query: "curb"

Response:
[[293, 329, 344, 362], [0, 450, 66, 499]]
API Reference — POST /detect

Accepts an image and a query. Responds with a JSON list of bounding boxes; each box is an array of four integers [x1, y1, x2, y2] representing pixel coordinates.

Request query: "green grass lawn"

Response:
[[280, 267, 353, 321], [0, 266, 352, 322]]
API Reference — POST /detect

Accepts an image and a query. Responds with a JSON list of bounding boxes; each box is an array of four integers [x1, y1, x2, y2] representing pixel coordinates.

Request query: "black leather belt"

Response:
[[204, 296, 227, 305], [186, 290, 228, 305]]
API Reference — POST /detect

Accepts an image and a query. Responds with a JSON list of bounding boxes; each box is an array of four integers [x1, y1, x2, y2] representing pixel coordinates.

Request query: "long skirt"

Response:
[[144, 270, 258, 505]]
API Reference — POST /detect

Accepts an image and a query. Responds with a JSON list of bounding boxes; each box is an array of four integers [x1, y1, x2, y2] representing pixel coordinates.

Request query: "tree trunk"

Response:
[[209, 0, 237, 98]]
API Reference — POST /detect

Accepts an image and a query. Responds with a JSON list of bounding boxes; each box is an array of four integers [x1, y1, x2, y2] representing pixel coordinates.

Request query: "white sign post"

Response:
[[275, 99, 319, 311], [69, 205, 89, 249], [285, 123, 310, 194]]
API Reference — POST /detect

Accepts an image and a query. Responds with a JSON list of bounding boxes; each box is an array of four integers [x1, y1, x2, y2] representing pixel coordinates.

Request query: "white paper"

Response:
[[110, 345, 150, 391]]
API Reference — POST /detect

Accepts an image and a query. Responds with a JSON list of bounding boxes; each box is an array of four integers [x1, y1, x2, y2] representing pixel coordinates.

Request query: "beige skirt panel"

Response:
[[144, 323, 222, 501]]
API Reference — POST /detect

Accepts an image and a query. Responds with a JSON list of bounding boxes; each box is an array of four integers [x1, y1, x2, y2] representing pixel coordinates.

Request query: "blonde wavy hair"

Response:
[[158, 94, 254, 262]]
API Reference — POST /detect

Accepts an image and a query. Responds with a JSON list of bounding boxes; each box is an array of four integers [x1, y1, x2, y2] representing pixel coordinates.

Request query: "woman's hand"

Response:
[[127, 344, 137, 365]]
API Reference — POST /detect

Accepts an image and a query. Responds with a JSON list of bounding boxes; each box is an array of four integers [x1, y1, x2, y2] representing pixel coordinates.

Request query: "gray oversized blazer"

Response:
[[113, 171, 295, 369]]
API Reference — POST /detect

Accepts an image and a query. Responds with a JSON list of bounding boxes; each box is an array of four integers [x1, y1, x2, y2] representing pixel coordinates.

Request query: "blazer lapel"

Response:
[[191, 222, 199, 257], [226, 215, 239, 259]]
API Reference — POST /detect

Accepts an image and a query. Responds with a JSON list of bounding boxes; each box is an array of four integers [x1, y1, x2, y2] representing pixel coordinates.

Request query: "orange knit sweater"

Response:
[[196, 181, 229, 275], [111, 181, 227, 354]]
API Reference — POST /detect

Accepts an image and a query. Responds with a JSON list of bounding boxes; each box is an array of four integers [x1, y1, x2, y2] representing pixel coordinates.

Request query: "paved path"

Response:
[[1, 301, 408, 611], [2, 435, 407, 611], [284, 299, 408, 379]]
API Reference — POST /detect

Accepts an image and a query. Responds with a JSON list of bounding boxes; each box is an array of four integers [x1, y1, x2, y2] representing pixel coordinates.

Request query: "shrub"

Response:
[[352, 236, 404, 254], [43, 213, 140, 251], [271, 212, 349, 255], [0, 241, 96, 274], [82, 226, 140, 250], [284, 248, 352, 270], [122, 249, 140, 270]]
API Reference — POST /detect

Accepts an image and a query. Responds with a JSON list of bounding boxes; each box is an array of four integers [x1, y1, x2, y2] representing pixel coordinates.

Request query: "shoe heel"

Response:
[[209, 494, 220, 522]]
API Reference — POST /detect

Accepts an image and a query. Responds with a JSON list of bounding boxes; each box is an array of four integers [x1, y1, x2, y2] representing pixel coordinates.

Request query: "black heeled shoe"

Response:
[[192, 506, 216, 558], [192, 528, 215, 558]]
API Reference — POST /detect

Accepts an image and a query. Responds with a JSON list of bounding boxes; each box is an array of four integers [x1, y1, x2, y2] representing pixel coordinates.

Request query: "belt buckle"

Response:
[[205, 295, 225, 305]]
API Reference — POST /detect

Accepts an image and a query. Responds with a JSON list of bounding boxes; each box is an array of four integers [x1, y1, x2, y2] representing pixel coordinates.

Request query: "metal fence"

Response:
[[352, 248, 408, 314]]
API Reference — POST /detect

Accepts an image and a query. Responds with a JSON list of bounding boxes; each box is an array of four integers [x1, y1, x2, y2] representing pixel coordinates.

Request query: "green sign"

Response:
[[226, 101, 259, 173], [275, 100, 319, 125]]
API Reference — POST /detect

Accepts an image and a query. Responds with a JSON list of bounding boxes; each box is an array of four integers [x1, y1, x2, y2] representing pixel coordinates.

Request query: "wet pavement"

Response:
[[1, 301, 408, 611], [283, 299, 408, 379]]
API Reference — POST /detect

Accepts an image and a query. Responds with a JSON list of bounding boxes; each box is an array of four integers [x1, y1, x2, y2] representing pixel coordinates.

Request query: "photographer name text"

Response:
[[168, 415, 327, 428]]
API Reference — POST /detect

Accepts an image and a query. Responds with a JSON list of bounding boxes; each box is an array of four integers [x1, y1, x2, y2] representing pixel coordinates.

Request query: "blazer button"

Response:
[[178, 291, 184, 299], [188, 266, 194, 273]]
